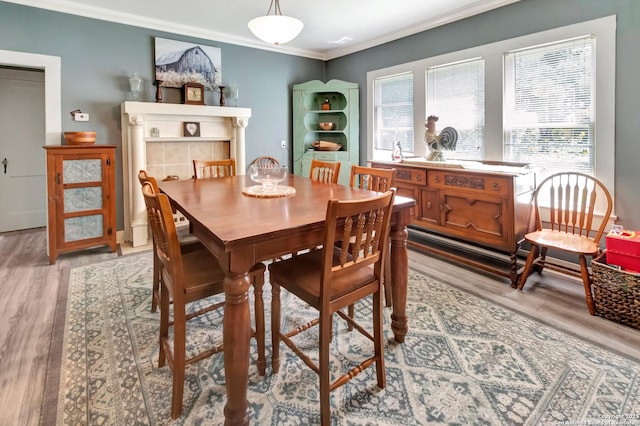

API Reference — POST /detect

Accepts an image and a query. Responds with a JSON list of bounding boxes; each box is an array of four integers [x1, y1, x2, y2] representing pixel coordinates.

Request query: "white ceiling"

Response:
[[8, 0, 520, 60]]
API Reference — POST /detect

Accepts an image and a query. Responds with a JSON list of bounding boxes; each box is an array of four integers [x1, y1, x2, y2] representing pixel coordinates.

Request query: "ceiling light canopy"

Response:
[[248, 0, 303, 45]]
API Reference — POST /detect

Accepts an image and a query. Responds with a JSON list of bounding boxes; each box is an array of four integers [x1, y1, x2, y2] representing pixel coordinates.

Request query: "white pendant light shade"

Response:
[[248, 0, 303, 45]]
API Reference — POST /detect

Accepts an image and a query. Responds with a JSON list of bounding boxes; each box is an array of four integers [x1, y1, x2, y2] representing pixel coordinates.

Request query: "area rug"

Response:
[[52, 252, 640, 425]]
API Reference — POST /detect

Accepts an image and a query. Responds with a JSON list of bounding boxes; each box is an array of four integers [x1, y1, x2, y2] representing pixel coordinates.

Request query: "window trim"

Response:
[[367, 15, 616, 212]]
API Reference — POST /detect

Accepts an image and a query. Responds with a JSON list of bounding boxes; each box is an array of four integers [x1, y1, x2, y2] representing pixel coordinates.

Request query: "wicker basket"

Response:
[[592, 251, 640, 329]]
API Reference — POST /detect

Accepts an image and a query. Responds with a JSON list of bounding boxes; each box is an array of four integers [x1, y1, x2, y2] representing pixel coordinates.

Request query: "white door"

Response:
[[0, 68, 46, 232]]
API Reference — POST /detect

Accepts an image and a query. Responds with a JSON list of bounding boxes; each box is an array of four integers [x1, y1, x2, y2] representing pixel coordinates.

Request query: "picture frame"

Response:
[[154, 37, 221, 89], [183, 82, 205, 105], [183, 122, 201, 137]]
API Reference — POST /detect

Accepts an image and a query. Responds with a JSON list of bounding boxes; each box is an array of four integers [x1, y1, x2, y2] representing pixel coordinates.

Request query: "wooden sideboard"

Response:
[[371, 159, 536, 285]]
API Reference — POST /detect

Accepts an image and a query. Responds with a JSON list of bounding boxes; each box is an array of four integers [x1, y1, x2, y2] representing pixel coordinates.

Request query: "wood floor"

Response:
[[0, 227, 638, 426]]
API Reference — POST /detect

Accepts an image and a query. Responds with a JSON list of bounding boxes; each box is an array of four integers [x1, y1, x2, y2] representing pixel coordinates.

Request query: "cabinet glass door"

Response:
[[61, 158, 105, 243]]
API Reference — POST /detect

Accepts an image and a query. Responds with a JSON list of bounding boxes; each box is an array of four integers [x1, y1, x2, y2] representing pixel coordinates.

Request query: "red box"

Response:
[[606, 230, 640, 271], [606, 251, 640, 272]]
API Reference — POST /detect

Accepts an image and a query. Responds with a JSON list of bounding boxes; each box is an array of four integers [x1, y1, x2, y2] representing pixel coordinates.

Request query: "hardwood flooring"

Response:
[[0, 227, 638, 426], [0, 228, 118, 426]]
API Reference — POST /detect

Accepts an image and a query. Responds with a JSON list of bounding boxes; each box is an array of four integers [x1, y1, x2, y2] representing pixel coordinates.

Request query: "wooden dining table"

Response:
[[158, 174, 416, 425]]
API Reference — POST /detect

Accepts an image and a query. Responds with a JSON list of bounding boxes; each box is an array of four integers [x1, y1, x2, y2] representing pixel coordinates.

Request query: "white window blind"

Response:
[[373, 73, 413, 157], [426, 58, 485, 161], [504, 36, 595, 179]]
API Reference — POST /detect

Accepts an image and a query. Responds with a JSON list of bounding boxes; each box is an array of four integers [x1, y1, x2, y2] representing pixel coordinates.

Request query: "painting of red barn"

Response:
[[154, 37, 221, 89]]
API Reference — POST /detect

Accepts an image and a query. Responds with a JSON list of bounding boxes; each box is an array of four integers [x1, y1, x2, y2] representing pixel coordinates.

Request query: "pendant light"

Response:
[[248, 0, 303, 45]]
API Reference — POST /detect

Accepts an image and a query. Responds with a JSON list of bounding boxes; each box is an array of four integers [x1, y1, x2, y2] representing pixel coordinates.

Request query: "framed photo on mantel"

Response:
[[183, 82, 205, 105], [183, 122, 201, 137]]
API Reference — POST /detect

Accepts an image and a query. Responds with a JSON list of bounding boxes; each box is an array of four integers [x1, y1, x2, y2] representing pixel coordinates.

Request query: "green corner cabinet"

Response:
[[292, 79, 359, 186]]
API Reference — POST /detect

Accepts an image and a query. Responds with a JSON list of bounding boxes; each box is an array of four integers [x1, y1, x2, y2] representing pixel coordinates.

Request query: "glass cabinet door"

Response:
[[59, 158, 106, 243]]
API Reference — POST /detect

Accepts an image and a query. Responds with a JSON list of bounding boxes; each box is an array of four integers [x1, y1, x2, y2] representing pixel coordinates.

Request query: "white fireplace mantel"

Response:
[[120, 101, 251, 246]]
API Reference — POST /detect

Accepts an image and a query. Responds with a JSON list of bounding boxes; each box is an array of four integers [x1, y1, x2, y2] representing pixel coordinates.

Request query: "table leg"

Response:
[[223, 271, 252, 426], [389, 212, 409, 343]]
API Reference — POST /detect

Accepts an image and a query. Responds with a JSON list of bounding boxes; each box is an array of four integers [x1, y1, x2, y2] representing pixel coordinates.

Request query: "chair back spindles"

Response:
[[141, 182, 185, 300], [309, 159, 341, 184], [193, 159, 236, 179], [349, 165, 395, 192], [538, 173, 609, 240], [251, 156, 280, 169]]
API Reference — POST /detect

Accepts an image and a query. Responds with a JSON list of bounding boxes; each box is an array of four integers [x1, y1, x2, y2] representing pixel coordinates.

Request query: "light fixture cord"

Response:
[[266, 0, 283, 16]]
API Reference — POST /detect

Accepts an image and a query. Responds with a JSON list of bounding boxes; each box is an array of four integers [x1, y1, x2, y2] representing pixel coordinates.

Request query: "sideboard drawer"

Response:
[[393, 167, 426, 184], [428, 171, 510, 197]]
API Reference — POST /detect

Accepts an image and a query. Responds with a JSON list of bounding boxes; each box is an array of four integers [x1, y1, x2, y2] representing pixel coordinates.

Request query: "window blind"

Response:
[[504, 36, 595, 179], [426, 58, 485, 160], [373, 73, 414, 155]]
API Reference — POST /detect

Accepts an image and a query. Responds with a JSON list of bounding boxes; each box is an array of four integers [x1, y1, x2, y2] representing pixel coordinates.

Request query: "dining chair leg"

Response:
[[158, 287, 170, 368], [383, 251, 392, 307], [151, 242, 160, 313], [171, 307, 187, 419], [271, 282, 281, 374], [251, 264, 267, 376], [374, 286, 386, 388], [347, 305, 354, 331], [579, 254, 596, 315], [319, 310, 332, 426], [330, 313, 334, 341], [535, 247, 549, 273], [517, 245, 539, 290]]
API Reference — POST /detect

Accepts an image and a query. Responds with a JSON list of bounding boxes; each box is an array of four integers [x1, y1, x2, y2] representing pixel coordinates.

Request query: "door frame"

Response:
[[0, 50, 61, 146], [0, 50, 60, 248]]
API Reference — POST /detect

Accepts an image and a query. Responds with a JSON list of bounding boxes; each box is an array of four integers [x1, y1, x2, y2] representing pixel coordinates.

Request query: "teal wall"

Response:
[[1, 0, 639, 230], [327, 0, 640, 229], [0, 1, 324, 230]]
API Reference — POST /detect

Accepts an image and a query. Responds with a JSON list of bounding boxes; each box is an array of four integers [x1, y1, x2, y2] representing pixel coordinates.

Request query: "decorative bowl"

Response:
[[249, 164, 288, 192], [63, 131, 96, 145], [312, 140, 341, 151], [318, 122, 335, 131]]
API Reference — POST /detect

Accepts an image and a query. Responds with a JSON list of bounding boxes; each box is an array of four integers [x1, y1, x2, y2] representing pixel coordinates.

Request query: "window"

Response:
[[373, 73, 413, 157], [426, 58, 485, 161], [504, 36, 595, 180], [367, 16, 615, 213]]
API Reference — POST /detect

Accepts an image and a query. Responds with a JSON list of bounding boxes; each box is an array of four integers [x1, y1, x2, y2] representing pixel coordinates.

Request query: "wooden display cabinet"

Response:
[[371, 159, 536, 285], [43, 145, 117, 264]]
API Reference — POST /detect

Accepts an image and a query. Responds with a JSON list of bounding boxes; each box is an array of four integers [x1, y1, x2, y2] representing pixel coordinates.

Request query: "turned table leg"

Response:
[[223, 270, 252, 426], [389, 210, 410, 343]]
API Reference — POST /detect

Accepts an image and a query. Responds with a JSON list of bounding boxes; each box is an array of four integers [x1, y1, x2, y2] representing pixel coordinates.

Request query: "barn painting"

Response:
[[154, 37, 221, 89]]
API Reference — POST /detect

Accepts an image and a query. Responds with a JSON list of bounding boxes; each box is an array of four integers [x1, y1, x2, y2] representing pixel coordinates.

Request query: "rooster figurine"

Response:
[[424, 115, 458, 161]]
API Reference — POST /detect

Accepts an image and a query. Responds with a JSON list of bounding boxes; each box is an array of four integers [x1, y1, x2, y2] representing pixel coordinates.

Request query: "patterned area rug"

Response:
[[54, 252, 640, 425]]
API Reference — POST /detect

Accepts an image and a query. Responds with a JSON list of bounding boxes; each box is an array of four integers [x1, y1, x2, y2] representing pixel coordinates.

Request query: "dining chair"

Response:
[[141, 181, 267, 419], [138, 170, 201, 313], [269, 189, 395, 426], [309, 159, 341, 184], [349, 165, 396, 308], [517, 172, 613, 315], [250, 155, 280, 168], [192, 158, 236, 179]]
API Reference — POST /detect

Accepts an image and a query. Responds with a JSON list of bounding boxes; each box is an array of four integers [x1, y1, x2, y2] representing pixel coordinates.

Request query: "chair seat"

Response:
[[180, 249, 226, 299], [525, 229, 599, 255], [269, 247, 374, 307]]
